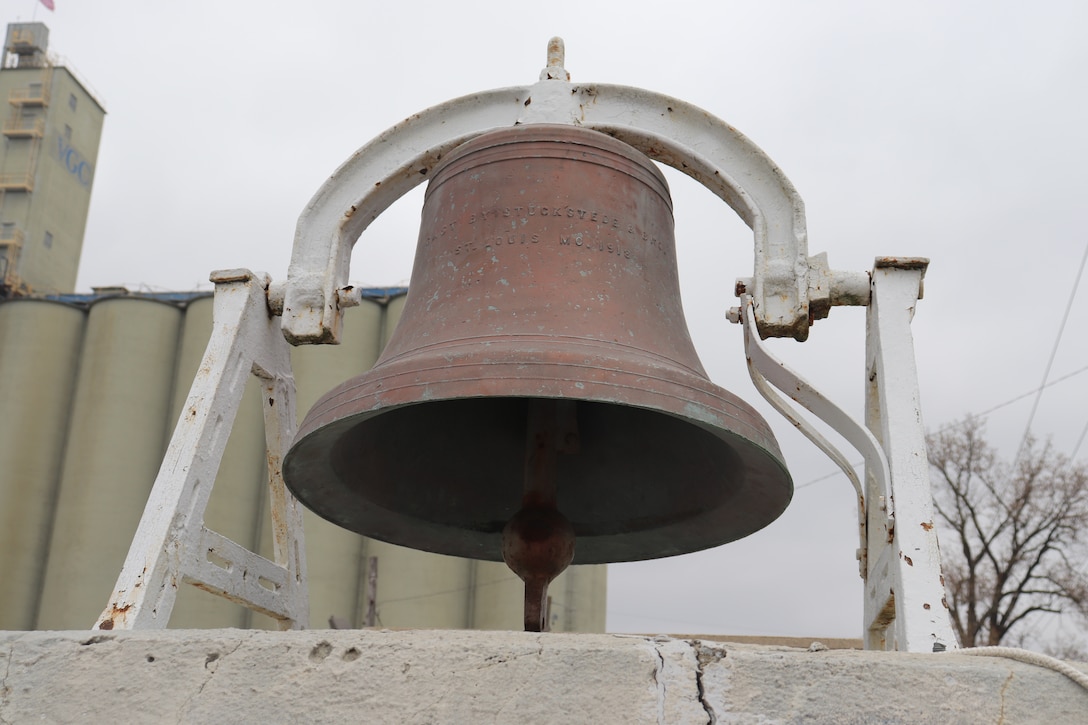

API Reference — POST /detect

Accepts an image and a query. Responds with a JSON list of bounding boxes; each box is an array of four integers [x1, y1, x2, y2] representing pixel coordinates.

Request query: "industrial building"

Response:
[[0, 22, 104, 297]]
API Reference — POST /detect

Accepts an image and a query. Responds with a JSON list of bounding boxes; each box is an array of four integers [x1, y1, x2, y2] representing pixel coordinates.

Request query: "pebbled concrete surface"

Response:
[[1, 629, 1085, 724]]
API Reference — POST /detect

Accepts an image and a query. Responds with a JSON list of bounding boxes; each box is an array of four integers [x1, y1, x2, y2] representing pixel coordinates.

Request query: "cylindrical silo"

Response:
[[563, 564, 608, 632], [361, 540, 473, 628], [380, 293, 407, 348], [467, 561, 609, 631], [35, 297, 184, 630], [470, 560, 524, 630], [469, 561, 606, 632], [545, 567, 571, 632], [167, 295, 269, 628], [260, 299, 387, 628], [0, 300, 85, 630]]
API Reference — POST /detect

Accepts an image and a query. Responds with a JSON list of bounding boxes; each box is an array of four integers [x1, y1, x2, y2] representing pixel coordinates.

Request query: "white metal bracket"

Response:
[[738, 258, 957, 653], [738, 294, 877, 575], [862, 258, 952, 651], [95, 270, 309, 631], [283, 37, 843, 346]]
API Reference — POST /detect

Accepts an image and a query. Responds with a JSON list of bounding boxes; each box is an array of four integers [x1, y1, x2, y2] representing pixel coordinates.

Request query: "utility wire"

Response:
[[1012, 239, 1088, 467], [1070, 418, 1088, 461], [967, 362, 1088, 420], [794, 359, 1088, 491], [795, 463, 860, 491], [376, 573, 520, 606]]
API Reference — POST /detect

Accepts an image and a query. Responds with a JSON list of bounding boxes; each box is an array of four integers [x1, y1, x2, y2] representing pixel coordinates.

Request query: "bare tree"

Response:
[[927, 418, 1088, 649]]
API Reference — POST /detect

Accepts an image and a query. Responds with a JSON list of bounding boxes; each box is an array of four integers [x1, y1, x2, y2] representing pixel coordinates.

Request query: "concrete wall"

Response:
[[1, 629, 1085, 723], [0, 291, 606, 633]]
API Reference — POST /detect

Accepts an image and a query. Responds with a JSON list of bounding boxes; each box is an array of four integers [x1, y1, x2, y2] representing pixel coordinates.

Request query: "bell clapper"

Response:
[[501, 399, 578, 632]]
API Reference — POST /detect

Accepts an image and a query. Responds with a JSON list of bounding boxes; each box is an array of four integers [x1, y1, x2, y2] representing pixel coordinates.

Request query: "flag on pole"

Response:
[[40, 0, 55, 11]]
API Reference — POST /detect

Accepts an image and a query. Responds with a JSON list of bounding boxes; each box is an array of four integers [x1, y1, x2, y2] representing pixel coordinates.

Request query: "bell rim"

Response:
[[284, 348, 793, 565], [285, 394, 793, 565]]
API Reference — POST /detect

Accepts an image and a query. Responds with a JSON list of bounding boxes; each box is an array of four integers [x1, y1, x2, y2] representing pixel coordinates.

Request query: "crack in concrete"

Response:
[[473, 644, 544, 670], [647, 640, 667, 725], [175, 635, 249, 724], [996, 667, 1014, 725], [0, 640, 14, 725], [643, 637, 726, 725], [688, 641, 724, 725]]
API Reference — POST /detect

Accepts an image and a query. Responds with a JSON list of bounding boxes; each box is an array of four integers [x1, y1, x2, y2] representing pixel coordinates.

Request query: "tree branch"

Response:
[[927, 419, 1088, 648]]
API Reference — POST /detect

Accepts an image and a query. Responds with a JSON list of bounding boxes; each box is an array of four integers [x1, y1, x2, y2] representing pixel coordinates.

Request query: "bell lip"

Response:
[[283, 346, 794, 565], [425, 124, 674, 214], [285, 396, 793, 565]]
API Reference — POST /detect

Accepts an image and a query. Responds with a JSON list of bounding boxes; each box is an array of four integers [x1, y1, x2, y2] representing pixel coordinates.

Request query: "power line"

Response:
[[795, 464, 859, 491], [1012, 239, 1088, 466], [375, 573, 520, 606], [793, 359, 1088, 491], [969, 362, 1088, 420], [1071, 418, 1088, 461]]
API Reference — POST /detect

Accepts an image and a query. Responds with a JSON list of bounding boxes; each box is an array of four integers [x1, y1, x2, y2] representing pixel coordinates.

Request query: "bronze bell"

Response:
[[283, 124, 793, 630]]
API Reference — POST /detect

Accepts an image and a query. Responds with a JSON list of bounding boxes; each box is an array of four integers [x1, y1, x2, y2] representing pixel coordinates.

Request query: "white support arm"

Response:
[[96, 270, 308, 631], [738, 259, 957, 652], [284, 61, 812, 345], [863, 258, 955, 652]]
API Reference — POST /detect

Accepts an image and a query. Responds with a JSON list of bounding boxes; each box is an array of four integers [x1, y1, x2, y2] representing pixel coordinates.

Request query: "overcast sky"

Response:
[[11, 0, 1087, 642]]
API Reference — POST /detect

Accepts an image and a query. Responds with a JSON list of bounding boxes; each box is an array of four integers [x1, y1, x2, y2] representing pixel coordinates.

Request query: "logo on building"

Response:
[[54, 133, 93, 187]]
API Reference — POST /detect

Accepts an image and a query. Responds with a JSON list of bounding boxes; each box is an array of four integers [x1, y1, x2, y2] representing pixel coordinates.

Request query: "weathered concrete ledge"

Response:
[[1, 629, 1085, 723]]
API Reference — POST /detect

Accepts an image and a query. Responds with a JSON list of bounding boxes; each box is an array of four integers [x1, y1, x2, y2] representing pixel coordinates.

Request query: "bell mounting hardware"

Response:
[[99, 39, 956, 652]]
